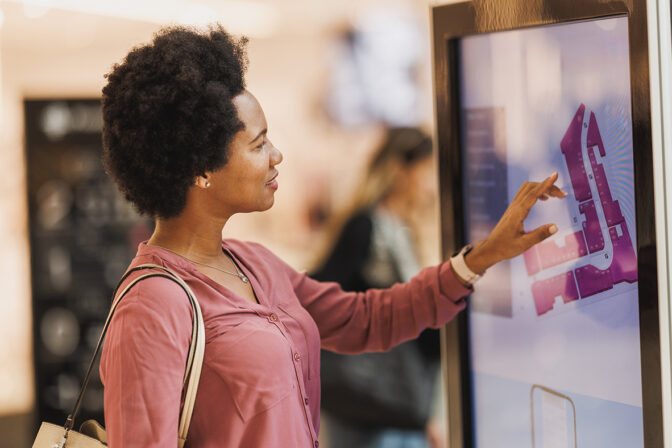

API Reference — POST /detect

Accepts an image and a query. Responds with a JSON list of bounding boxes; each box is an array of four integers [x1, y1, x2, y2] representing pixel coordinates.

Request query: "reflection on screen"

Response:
[[459, 16, 644, 447], [531, 385, 576, 448]]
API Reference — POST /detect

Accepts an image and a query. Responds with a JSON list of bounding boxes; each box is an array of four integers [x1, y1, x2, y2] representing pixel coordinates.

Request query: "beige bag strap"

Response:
[[64, 263, 205, 447]]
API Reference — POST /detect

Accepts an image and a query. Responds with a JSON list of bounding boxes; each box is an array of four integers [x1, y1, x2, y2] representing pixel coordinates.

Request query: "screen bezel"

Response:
[[431, 1, 662, 446]]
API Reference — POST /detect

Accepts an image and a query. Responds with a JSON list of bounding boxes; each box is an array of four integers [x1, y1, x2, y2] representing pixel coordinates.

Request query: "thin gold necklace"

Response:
[[153, 244, 250, 283]]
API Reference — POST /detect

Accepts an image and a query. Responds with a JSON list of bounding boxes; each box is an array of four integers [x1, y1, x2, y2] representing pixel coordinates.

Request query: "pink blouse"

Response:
[[100, 240, 470, 447]]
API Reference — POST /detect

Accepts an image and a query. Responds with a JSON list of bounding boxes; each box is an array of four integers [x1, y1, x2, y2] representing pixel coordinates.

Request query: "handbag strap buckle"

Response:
[[63, 415, 74, 432]]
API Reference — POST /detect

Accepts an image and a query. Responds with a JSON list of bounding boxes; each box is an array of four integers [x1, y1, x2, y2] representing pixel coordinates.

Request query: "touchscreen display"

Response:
[[458, 16, 642, 446]]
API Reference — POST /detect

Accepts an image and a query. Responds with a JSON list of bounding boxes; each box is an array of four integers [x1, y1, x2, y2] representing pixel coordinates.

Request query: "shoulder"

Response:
[[333, 209, 374, 250], [341, 210, 374, 240], [113, 270, 193, 325], [102, 271, 194, 378], [345, 209, 374, 232]]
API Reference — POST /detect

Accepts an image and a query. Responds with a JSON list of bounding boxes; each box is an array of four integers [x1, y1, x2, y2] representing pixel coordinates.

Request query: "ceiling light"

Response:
[[7, 0, 279, 37]]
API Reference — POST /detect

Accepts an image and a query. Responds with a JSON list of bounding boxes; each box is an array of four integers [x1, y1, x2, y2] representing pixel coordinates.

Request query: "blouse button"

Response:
[[304, 397, 309, 405], [269, 313, 279, 322], [314, 441, 319, 447], [293, 352, 301, 361]]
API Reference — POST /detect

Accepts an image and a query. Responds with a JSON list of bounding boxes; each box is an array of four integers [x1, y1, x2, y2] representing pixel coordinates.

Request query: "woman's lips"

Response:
[[266, 174, 278, 190]]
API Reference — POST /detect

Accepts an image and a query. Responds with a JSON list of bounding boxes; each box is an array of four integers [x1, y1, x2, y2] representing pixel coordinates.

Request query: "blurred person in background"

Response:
[[99, 25, 564, 447], [312, 128, 444, 448]]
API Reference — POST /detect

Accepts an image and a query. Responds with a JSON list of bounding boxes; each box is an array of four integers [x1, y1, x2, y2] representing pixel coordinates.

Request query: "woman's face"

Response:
[[205, 90, 283, 215], [405, 156, 436, 208], [388, 155, 436, 210]]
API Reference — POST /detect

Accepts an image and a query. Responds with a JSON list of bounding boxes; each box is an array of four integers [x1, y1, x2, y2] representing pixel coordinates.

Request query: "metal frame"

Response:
[[648, 0, 672, 444], [431, 0, 663, 446]]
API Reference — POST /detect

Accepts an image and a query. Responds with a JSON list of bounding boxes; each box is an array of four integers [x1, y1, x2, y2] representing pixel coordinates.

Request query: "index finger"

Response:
[[544, 184, 568, 198], [526, 172, 560, 205], [535, 172, 559, 194]]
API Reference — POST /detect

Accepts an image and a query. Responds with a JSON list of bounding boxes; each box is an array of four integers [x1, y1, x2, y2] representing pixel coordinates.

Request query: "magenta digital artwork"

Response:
[[524, 104, 638, 316]]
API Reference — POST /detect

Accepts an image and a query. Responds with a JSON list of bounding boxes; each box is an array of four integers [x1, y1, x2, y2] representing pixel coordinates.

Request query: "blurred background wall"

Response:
[[0, 0, 455, 445]]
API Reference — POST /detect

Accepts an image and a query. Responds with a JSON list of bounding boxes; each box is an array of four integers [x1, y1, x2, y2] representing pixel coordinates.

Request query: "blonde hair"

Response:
[[311, 128, 433, 270]]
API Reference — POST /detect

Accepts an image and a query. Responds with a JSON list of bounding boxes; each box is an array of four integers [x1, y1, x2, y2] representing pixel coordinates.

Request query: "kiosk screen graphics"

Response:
[[459, 16, 643, 447]]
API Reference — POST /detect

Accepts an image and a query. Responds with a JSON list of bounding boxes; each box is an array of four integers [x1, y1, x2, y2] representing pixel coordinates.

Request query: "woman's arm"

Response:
[[294, 173, 565, 354], [100, 276, 193, 447], [293, 261, 470, 354]]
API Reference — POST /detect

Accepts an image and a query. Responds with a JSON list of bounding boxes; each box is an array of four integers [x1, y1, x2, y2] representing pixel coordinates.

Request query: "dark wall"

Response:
[[25, 99, 152, 432]]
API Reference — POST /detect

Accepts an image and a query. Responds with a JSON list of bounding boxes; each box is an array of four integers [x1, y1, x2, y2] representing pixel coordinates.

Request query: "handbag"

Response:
[[320, 339, 438, 429], [32, 263, 206, 448]]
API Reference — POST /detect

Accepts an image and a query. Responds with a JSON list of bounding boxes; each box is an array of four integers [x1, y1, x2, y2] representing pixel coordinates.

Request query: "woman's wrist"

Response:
[[464, 239, 499, 275]]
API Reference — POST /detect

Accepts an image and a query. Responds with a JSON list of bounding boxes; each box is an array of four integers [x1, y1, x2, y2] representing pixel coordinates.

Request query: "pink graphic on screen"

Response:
[[560, 105, 592, 202], [531, 271, 579, 316], [586, 112, 625, 227], [530, 104, 637, 316], [579, 201, 604, 253], [524, 248, 542, 276], [537, 231, 588, 270]]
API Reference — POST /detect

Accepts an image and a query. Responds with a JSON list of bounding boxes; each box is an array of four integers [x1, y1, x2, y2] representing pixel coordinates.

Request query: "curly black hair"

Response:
[[101, 25, 248, 219]]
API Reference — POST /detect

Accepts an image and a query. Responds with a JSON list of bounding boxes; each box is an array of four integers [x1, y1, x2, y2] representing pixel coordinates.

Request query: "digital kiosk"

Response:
[[432, 0, 671, 446]]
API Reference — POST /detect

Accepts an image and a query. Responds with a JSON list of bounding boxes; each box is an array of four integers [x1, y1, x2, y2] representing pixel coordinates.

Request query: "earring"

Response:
[[205, 181, 211, 188]]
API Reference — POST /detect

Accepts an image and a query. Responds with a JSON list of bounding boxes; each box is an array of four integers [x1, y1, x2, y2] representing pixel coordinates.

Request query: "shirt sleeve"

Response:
[[290, 259, 471, 354], [100, 276, 193, 448]]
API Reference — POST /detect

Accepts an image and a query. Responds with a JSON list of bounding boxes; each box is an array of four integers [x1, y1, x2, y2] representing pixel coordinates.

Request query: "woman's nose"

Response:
[[271, 144, 283, 166]]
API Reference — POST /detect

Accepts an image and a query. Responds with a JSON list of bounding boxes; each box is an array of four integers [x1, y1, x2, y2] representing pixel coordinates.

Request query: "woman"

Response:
[[313, 127, 445, 448], [99, 25, 563, 447]]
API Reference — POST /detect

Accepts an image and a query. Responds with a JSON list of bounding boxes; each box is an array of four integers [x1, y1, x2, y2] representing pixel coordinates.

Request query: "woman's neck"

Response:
[[147, 213, 229, 263], [379, 193, 411, 224]]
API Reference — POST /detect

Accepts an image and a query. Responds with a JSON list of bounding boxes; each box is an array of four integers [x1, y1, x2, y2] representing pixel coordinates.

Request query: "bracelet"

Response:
[[449, 245, 482, 285]]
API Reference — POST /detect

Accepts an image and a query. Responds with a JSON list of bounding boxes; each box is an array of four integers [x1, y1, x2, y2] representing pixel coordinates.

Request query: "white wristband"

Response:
[[449, 245, 482, 285]]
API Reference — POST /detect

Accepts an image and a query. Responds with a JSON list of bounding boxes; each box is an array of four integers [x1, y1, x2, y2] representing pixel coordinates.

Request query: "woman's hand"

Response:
[[464, 172, 567, 274]]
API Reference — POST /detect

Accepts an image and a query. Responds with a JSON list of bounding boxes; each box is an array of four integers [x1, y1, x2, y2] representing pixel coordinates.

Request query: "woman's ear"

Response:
[[194, 174, 212, 189]]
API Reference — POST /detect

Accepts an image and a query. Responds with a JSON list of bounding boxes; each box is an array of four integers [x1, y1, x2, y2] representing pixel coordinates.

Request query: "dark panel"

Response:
[[25, 99, 153, 431]]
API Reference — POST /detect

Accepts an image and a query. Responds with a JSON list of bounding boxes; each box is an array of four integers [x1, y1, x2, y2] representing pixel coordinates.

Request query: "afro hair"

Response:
[[102, 24, 248, 219]]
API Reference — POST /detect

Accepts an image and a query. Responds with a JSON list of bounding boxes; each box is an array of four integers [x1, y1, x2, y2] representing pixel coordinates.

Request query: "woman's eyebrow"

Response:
[[249, 128, 267, 144]]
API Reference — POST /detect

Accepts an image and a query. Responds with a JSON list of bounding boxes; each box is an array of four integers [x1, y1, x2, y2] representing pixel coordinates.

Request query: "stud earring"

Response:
[[205, 181, 211, 188]]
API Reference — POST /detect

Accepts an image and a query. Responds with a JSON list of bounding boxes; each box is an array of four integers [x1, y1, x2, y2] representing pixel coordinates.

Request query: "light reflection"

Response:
[[22, 0, 51, 19], [7, 0, 279, 37]]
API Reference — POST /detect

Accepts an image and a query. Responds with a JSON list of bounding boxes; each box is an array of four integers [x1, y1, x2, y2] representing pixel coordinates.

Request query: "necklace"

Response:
[[152, 244, 250, 283]]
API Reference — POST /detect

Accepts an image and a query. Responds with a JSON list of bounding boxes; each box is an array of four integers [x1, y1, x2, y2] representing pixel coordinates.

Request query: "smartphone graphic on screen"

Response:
[[531, 385, 577, 448]]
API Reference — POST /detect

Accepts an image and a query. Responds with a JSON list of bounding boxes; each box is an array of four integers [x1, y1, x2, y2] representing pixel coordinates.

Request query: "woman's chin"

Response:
[[259, 197, 275, 211]]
